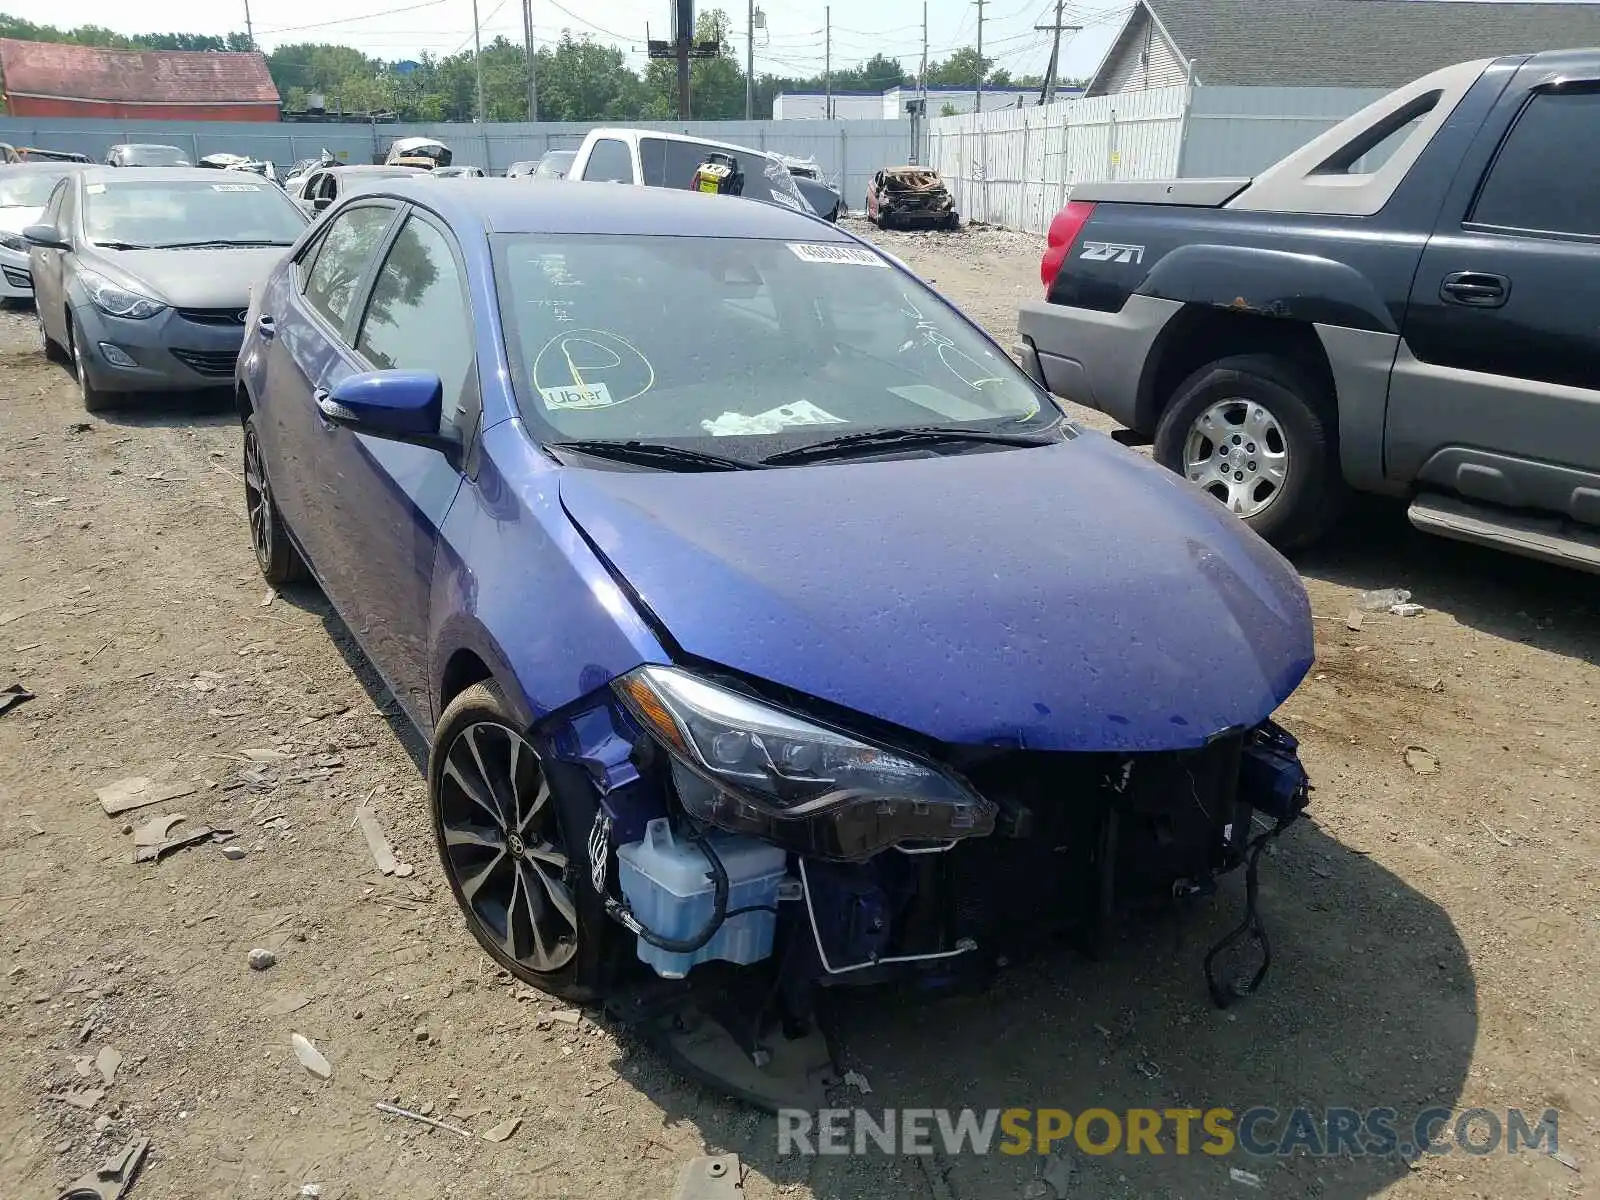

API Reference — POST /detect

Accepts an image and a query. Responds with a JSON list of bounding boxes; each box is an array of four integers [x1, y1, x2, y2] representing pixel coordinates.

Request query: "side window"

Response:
[[1471, 91, 1600, 237], [43, 179, 67, 226], [582, 138, 635, 184], [301, 205, 394, 333], [354, 215, 474, 431], [640, 137, 666, 186], [661, 141, 720, 190]]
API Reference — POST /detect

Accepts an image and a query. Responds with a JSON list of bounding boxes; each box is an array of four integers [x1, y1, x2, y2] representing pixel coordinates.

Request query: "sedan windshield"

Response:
[[84, 179, 306, 248], [535, 151, 576, 179], [494, 234, 1055, 462], [0, 172, 66, 207]]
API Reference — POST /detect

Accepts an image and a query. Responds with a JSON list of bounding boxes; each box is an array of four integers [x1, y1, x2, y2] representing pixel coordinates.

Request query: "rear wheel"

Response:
[[430, 681, 624, 1002], [1153, 353, 1342, 550], [244, 415, 309, 585]]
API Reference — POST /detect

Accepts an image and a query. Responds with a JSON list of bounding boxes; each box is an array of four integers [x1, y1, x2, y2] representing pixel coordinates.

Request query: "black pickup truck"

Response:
[[1016, 50, 1600, 573]]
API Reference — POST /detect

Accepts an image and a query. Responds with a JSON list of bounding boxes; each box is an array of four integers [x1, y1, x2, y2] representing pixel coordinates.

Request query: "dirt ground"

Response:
[[0, 220, 1595, 1200]]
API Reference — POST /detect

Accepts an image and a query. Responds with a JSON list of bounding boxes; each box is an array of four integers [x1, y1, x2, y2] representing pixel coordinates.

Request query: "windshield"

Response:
[[535, 152, 576, 179], [117, 146, 189, 167], [84, 179, 307, 247], [0, 171, 67, 207], [493, 234, 1053, 463]]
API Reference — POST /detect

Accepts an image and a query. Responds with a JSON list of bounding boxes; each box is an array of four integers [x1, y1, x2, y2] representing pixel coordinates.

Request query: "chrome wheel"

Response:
[[244, 427, 274, 571], [438, 722, 578, 974], [1183, 398, 1289, 518]]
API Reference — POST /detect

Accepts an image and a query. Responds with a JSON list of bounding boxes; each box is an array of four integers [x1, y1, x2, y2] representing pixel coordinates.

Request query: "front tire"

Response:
[[68, 317, 112, 412], [1153, 353, 1342, 550], [430, 681, 623, 1002], [244, 415, 309, 585], [39, 309, 66, 363]]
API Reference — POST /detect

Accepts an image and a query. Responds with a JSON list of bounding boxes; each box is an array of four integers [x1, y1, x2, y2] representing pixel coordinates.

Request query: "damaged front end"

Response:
[[544, 664, 1311, 1110]]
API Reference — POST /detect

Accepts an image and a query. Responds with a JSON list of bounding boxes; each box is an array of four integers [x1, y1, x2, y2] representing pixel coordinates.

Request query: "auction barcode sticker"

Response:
[[211, 183, 262, 192], [787, 243, 884, 266]]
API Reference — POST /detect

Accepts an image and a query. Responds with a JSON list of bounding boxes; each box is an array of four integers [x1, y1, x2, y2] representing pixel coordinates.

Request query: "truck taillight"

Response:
[[1041, 200, 1096, 294]]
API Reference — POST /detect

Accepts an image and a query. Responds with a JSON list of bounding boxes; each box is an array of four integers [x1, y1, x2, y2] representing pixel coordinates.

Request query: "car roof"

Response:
[[586, 127, 781, 162], [77, 166, 259, 184], [0, 161, 89, 174], [354, 176, 851, 239], [331, 164, 429, 174], [110, 144, 184, 151]]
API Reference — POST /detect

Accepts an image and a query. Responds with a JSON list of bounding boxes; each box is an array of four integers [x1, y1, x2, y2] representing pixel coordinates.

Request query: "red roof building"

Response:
[[0, 39, 280, 122]]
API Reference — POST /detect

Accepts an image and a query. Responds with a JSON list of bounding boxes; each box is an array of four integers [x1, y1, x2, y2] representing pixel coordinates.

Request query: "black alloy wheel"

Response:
[[243, 415, 308, 585], [430, 682, 622, 1000]]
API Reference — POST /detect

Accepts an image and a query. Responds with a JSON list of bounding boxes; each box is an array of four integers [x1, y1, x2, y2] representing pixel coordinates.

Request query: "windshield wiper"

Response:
[[152, 239, 298, 249], [547, 439, 754, 472], [91, 240, 152, 250], [760, 424, 1056, 466]]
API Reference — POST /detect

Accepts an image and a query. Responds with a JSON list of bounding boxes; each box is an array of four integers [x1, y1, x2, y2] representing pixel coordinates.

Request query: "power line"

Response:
[[260, 0, 450, 36]]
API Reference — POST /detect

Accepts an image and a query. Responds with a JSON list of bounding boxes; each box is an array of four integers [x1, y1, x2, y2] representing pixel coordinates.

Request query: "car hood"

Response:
[[0, 206, 43, 235], [95, 246, 290, 308], [558, 433, 1313, 753]]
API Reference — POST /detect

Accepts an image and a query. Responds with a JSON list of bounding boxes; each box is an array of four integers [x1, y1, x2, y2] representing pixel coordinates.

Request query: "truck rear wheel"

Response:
[[1154, 353, 1341, 550]]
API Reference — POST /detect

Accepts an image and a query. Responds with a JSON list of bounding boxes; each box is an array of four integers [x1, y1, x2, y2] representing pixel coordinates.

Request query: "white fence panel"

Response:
[[927, 86, 1188, 234]]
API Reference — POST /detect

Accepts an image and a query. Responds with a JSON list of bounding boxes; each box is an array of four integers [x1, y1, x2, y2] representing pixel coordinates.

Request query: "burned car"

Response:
[[867, 166, 959, 230], [237, 180, 1313, 1108]]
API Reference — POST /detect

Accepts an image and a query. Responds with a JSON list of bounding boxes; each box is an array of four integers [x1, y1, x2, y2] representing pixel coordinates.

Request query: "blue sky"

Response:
[[5, 0, 1134, 80]]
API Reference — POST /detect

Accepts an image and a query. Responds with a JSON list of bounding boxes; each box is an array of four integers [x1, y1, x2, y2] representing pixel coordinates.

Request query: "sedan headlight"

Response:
[[614, 665, 995, 860], [80, 269, 165, 320], [0, 232, 25, 252]]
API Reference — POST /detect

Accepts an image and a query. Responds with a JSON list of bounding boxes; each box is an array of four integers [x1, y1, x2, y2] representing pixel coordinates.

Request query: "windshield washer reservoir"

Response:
[[617, 818, 787, 978]]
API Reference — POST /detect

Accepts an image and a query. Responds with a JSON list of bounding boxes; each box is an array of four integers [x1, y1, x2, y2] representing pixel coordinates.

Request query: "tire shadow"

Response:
[[616, 816, 1475, 1199]]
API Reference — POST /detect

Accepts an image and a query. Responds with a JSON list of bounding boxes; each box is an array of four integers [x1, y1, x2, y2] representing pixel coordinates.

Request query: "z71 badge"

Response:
[[1079, 241, 1146, 264]]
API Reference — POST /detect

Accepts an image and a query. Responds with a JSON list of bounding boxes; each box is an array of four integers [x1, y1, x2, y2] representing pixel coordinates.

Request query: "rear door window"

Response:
[[582, 138, 634, 183], [301, 204, 396, 335], [1470, 90, 1600, 237]]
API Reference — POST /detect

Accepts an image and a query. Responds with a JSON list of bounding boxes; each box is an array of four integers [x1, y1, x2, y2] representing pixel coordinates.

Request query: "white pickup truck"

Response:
[[566, 127, 812, 212]]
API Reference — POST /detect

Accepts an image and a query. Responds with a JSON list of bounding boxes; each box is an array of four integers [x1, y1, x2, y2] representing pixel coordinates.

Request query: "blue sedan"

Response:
[[237, 179, 1314, 1100]]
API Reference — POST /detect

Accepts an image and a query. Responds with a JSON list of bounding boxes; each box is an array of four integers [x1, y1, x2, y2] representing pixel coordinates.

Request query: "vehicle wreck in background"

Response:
[[867, 166, 959, 230]]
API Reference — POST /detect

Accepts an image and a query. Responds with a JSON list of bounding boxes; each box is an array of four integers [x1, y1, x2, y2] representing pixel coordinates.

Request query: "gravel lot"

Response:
[[0, 219, 1594, 1200]]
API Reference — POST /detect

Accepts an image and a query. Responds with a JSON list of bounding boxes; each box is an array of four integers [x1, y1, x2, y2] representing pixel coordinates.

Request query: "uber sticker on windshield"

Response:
[[541, 381, 617, 411], [787, 243, 883, 267], [211, 183, 261, 192]]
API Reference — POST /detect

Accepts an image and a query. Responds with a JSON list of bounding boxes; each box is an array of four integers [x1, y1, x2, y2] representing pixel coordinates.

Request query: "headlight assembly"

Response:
[[80, 269, 165, 320], [0, 232, 26, 252], [614, 665, 995, 860]]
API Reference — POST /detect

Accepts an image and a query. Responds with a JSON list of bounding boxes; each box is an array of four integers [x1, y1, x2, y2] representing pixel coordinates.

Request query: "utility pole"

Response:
[[522, 0, 537, 120], [471, 0, 486, 123], [973, 0, 985, 114], [1035, 1, 1081, 103], [824, 6, 832, 120], [676, 0, 692, 120], [913, 0, 927, 163], [242, 0, 256, 51], [746, 0, 754, 119]]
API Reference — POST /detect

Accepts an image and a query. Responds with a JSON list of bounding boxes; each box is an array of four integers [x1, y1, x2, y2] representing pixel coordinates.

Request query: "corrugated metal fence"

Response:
[[926, 84, 1382, 235], [0, 116, 912, 206]]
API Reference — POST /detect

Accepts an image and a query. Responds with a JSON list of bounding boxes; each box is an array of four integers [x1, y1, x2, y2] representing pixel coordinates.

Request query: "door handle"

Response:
[[313, 387, 337, 430], [1440, 271, 1509, 308], [256, 313, 276, 340]]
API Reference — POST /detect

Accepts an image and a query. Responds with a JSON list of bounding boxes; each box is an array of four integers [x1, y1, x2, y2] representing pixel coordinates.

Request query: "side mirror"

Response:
[[23, 223, 69, 250], [320, 370, 456, 457]]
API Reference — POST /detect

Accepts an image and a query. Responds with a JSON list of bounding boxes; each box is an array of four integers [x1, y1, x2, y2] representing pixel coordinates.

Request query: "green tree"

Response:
[[926, 47, 993, 89]]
